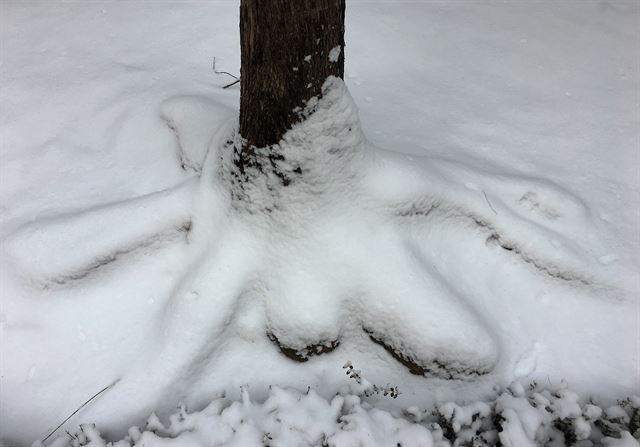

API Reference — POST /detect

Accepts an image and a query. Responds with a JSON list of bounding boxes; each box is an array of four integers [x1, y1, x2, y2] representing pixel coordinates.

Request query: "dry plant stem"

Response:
[[42, 379, 120, 443]]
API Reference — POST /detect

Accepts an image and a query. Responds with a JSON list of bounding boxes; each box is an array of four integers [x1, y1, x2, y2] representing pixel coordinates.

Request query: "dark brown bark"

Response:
[[238, 0, 345, 172], [267, 332, 339, 362]]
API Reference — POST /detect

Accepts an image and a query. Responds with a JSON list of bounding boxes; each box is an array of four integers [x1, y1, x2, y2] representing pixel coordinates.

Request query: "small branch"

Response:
[[212, 57, 239, 80], [223, 79, 240, 89], [482, 191, 498, 214], [42, 379, 120, 443]]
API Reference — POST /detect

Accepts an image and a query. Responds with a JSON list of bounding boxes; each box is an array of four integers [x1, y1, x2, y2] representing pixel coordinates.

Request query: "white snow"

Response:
[[0, 1, 638, 446], [328, 45, 342, 63], [29, 382, 640, 447]]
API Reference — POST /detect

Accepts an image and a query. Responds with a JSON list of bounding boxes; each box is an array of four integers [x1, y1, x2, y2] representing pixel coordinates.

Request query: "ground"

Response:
[[0, 1, 638, 445]]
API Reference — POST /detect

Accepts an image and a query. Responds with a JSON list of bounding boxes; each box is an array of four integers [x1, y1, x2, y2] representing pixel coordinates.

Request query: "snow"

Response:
[[1, 0, 638, 445], [604, 432, 640, 447], [28, 382, 640, 447], [328, 46, 342, 63]]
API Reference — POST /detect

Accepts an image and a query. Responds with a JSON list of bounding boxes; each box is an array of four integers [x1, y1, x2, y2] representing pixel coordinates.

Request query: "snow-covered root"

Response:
[[1, 178, 197, 288], [355, 237, 499, 380], [80, 226, 262, 431], [48, 100, 245, 427], [364, 147, 635, 293], [263, 262, 346, 361], [0, 92, 234, 291], [159, 95, 235, 174], [36, 381, 640, 447], [256, 204, 500, 380]]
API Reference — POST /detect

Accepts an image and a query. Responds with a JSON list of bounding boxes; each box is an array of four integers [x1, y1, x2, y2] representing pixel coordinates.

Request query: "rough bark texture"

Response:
[[238, 0, 345, 173]]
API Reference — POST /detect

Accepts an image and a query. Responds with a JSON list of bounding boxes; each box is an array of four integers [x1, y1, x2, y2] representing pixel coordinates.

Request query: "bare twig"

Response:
[[42, 379, 120, 443], [223, 79, 240, 89], [482, 191, 497, 214], [212, 57, 239, 80]]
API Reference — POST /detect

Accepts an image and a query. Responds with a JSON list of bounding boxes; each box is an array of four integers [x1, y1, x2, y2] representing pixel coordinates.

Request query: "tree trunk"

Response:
[[238, 0, 345, 175]]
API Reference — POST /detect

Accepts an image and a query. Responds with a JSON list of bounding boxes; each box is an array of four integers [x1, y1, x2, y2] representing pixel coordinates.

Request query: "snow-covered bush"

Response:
[[35, 375, 639, 447]]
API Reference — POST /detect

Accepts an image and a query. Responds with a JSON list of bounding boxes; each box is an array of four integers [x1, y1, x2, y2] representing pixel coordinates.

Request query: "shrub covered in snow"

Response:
[[429, 382, 639, 447], [35, 377, 639, 447]]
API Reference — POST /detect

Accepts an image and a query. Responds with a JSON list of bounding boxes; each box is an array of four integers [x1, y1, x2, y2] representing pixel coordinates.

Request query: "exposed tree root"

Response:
[[364, 328, 489, 380], [267, 332, 340, 362]]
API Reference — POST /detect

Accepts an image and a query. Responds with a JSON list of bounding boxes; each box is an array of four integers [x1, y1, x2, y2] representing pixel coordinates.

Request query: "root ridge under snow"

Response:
[[2, 78, 629, 442]]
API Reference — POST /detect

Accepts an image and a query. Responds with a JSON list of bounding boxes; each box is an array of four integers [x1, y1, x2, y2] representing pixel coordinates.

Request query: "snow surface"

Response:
[[1, 0, 639, 445]]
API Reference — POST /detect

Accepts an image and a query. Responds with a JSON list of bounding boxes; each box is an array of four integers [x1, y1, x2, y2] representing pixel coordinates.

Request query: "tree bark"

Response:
[[238, 0, 345, 174]]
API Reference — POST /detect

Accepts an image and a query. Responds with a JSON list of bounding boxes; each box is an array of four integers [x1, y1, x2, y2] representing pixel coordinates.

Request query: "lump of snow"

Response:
[[496, 393, 543, 442], [499, 408, 538, 447], [605, 405, 631, 423], [583, 403, 603, 421], [328, 45, 341, 62], [602, 431, 640, 447], [551, 389, 582, 420]]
